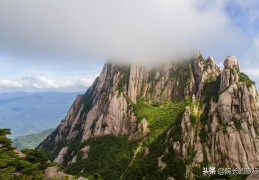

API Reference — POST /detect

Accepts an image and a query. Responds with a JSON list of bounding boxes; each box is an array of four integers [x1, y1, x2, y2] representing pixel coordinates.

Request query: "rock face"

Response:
[[39, 55, 220, 166], [220, 56, 240, 91], [13, 148, 26, 158], [39, 55, 259, 179], [54, 146, 68, 164], [43, 167, 87, 180], [170, 56, 259, 178]]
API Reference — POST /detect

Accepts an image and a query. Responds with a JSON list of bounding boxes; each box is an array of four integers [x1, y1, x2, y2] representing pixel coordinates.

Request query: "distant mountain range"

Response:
[[13, 128, 55, 150], [0, 91, 79, 138]]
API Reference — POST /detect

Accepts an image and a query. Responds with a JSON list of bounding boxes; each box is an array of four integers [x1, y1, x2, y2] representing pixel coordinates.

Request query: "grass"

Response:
[[124, 131, 186, 180], [134, 98, 185, 146], [122, 99, 186, 179], [65, 98, 186, 180], [66, 135, 138, 180]]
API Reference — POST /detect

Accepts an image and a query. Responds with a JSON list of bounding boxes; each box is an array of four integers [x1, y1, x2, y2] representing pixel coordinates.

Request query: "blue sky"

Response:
[[0, 0, 259, 92]]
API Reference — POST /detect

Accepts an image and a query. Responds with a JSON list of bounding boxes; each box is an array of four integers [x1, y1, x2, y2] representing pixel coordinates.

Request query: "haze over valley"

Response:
[[0, 91, 78, 138]]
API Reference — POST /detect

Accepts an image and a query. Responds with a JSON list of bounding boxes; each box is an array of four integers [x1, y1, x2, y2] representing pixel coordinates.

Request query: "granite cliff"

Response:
[[38, 55, 259, 179], [170, 56, 259, 179]]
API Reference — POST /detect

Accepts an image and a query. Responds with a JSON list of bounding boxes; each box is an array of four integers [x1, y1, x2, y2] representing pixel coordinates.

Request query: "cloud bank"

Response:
[[0, 76, 97, 91], [0, 0, 259, 90], [0, 0, 249, 63]]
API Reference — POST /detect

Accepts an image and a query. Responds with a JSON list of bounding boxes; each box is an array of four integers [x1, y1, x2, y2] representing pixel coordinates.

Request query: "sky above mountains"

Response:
[[0, 0, 259, 92]]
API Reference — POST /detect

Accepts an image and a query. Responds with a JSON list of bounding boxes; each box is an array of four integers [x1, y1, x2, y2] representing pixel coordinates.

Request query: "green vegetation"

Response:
[[64, 98, 186, 180], [124, 132, 186, 180], [190, 113, 197, 125], [199, 55, 215, 71], [43, 62, 258, 179], [170, 113, 184, 142], [199, 126, 208, 144], [171, 62, 193, 82], [37, 128, 64, 161], [186, 145, 196, 165], [233, 118, 242, 131], [162, 147, 186, 180], [116, 66, 130, 95], [203, 59, 212, 71], [204, 76, 221, 103], [222, 124, 228, 134], [134, 98, 185, 146], [147, 70, 159, 96], [148, 70, 156, 82], [66, 135, 138, 180], [122, 99, 186, 179], [0, 128, 52, 179], [13, 128, 55, 150], [170, 68, 181, 79], [200, 76, 221, 125], [198, 54, 212, 66], [87, 173, 104, 180], [239, 72, 255, 87], [189, 106, 202, 127], [230, 68, 236, 76]]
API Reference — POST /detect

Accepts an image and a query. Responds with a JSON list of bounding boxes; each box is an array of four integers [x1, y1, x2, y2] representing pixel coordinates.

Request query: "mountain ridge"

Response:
[[13, 128, 55, 150], [39, 55, 259, 179]]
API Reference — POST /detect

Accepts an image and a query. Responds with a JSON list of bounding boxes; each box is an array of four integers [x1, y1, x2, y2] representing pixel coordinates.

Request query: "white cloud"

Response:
[[0, 0, 247, 63], [0, 0, 259, 92], [0, 80, 23, 88], [0, 76, 96, 90], [78, 77, 98, 88]]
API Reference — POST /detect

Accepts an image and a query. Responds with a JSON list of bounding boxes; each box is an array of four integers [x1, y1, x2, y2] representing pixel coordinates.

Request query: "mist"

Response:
[[0, 0, 248, 64]]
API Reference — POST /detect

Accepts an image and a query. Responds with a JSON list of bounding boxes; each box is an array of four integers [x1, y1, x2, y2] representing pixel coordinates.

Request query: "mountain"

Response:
[[12, 128, 55, 150], [38, 55, 259, 179], [0, 91, 78, 137]]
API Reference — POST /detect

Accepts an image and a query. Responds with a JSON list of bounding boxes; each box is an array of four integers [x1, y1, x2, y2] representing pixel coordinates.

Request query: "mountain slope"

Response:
[[125, 56, 258, 179], [39, 55, 259, 179], [0, 128, 88, 180], [0, 128, 49, 179], [13, 128, 55, 150], [0, 91, 78, 137]]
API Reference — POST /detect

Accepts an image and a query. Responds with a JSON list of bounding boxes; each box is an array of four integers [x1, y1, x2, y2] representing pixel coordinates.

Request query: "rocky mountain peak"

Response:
[[224, 56, 240, 69], [171, 56, 259, 178], [207, 56, 215, 63], [38, 55, 259, 179], [220, 56, 240, 90]]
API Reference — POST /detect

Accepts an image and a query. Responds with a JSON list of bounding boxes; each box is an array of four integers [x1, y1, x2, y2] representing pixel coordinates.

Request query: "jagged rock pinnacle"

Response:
[[220, 56, 240, 91], [223, 56, 240, 69], [207, 56, 215, 63]]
